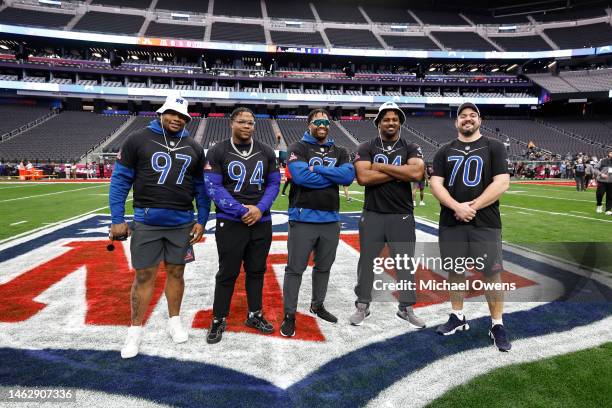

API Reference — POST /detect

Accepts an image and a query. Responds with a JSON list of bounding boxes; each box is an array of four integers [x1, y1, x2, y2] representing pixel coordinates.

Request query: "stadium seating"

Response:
[[0, 105, 53, 137], [544, 22, 612, 49], [201, 118, 230, 148], [382, 35, 440, 50], [213, 0, 261, 18], [276, 119, 357, 151], [490, 35, 553, 51], [155, 0, 209, 14], [91, 0, 152, 8], [339, 120, 376, 143], [463, 13, 529, 25], [0, 7, 73, 29], [560, 68, 612, 92], [430, 32, 495, 51], [73, 12, 145, 35], [265, 0, 314, 20], [210, 22, 266, 44], [270, 31, 325, 47], [412, 10, 469, 26], [324, 28, 382, 49], [542, 117, 612, 146], [531, 7, 607, 23], [145, 22, 205, 40], [313, 2, 366, 23], [0, 112, 128, 162], [362, 5, 417, 24]]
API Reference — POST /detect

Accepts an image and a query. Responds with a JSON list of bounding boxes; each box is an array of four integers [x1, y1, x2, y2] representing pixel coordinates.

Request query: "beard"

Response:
[[458, 122, 480, 137]]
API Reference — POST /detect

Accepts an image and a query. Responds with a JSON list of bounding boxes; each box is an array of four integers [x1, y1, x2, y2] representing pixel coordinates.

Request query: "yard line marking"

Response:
[[0, 198, 132, 246], [570, 211, 588, 214], [9, 220, 27, 225], [0, 185, 104, 203], [501, 204, 612, 223], [339, 193, 364, 203], [517, 211, 533, 215]]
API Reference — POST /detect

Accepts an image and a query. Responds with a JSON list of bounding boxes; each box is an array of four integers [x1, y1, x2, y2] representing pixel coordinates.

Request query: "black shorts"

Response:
[[130, 221, 195, 269], [438, 225, 503, 276]]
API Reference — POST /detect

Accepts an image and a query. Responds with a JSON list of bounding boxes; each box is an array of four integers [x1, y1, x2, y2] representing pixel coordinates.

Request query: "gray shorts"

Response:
[[130, 221, 195, 269], [438, 225, 503, 276]]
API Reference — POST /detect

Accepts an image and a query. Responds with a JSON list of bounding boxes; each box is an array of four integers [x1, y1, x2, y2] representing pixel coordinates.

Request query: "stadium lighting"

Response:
[[92, 52, 101, 58], [491, 67, 499, 72], [130, 55, 139, 60], [506, 64, 518, 71], [449, 67, 457, 72], [156, 56, 163, 62], [285, 21, 302, 27], [428, 67, 436, 72], [0, 44, 8, 50], [547, 61, 557, 68], [470, 67, 478, 72], [255, 62, 262, 67]]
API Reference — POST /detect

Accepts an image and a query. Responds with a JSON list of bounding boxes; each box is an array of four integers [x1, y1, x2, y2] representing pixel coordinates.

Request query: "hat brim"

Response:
[[374, 109, 406, 127], [157, 108, 191, 122]]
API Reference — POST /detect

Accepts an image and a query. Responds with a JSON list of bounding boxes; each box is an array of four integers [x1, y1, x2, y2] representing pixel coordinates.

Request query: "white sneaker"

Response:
[[420, 201, 426, 206], [606, 211, 612, 216], [167, 316, 188, 343], [596, 206, 603, 213], [413, 201, 417, 206], [121, 326, 142, 359]]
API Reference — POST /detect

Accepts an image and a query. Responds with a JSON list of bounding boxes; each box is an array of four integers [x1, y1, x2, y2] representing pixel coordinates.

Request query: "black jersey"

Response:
[[355, 136, 423, 214], [206, 138, 278, 207], [117, 126, 205, 211], [432, 136, 508, 228], [287, 140, 350, 212]]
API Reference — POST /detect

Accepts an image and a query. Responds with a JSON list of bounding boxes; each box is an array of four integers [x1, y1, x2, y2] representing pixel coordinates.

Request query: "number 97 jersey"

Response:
[[432, 136, 508, 228], [205, 138, 278, 206]]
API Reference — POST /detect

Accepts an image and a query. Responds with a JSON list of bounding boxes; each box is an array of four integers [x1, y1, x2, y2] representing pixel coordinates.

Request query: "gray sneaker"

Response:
[[349, 302, 371, 326], [396, 305, 426, 329]]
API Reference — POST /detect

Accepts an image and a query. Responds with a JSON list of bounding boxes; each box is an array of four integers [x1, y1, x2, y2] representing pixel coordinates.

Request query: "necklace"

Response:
[[161, 124, 183, 154], [231, 137, 253, 157], [379, 134, 400, 152]]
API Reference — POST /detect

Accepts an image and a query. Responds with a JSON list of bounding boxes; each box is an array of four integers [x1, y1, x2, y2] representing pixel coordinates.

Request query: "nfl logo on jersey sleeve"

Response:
[[0, 213, 610, 407]]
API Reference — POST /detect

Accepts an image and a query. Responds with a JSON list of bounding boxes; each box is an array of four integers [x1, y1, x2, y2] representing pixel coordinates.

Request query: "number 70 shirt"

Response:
[[204, 139, 280, 222], [432, 136, 508, 228]]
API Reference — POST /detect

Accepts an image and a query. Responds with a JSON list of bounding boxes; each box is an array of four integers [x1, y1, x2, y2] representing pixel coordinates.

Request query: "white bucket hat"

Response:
[[156, 95, 191, 122], [373, 101, 406, 127]]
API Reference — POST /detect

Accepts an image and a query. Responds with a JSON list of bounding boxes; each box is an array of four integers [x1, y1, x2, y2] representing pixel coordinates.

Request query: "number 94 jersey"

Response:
[[432, 136, 508, 228], [205, 138, 278, 205]]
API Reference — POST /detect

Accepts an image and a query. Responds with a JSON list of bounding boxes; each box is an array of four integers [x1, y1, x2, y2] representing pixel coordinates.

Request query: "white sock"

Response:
[[127, 325, 142, 335], [492, 318, 503, 327], [452, 310, 464, 319]]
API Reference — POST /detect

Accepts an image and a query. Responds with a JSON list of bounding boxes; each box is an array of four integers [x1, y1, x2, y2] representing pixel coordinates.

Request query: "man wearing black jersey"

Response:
[[280, 109, 355, 337], [204, 107, 281, 344], [350, 101, 427, 328], [109, 95, 211, 359], [430, 102, 511, 352]]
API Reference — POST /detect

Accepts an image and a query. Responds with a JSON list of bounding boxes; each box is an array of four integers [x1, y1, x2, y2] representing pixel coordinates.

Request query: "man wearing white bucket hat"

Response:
[[350, 101, 427, 328], [109, 95, 211, 358]]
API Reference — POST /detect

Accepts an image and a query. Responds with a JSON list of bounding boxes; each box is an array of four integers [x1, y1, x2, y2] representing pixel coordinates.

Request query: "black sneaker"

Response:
[[436, 313, 469, 336], [207, 317, 226, 344], [489, 324, 512, 352], [245, 310, 274, 334], [280, 313, 296, 337], [310, 304, 338, 324]]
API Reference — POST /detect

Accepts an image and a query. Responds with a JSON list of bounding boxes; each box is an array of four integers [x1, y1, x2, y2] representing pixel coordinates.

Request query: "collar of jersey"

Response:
[[147, 119, 190, 138], [302, 131, 334, 147]]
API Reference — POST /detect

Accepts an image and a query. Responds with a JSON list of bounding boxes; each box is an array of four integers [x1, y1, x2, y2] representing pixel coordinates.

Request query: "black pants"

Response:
[[355, 210, 417, 306], [575, 174, 585, 191], [281, 179, 291, 195], [597, 182, 612, 211], [212, 219, 272, 318]]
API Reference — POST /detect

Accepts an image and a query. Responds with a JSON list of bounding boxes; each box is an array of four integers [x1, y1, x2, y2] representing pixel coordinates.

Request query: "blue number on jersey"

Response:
[[228, 160, 264, 192], [448, 155, 483, 187], [151, 151, 192, 185], [308, 157, 337, 167], [373, 154, 402, 165]]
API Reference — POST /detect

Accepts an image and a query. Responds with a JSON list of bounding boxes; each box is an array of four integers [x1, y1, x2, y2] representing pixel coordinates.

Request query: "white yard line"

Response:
[[0, 185, 104, 203], [0, 198, 132, 247], [517, 211, 533, 215], [501, 204, 612, 223], [9, 220, 27, 226]]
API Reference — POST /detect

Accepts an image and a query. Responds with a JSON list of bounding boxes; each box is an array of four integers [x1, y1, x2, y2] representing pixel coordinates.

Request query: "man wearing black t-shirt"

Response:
[[430, 102, 511, 352], [204, 107, 281, 344], [350, 101, 427, 328]]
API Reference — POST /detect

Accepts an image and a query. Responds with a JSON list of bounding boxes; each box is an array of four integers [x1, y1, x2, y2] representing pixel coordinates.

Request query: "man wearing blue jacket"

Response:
[[280, 109, 355, 337], [204, 107, 281, 344], [109, 95, 211, 359]]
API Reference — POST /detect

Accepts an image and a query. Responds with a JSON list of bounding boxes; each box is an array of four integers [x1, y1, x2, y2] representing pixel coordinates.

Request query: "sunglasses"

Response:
[[311, 119, 330, 127]]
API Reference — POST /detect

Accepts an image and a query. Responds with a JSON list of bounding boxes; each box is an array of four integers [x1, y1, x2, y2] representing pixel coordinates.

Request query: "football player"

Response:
[[204, 107, 280, 344]]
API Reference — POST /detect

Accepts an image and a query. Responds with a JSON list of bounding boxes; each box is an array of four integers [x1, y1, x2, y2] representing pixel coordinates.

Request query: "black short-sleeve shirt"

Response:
[[355, 136, 423, 214], [117, 126, 205, 211], [206, 138, 278, 207], [432, 136, 508, 228]]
